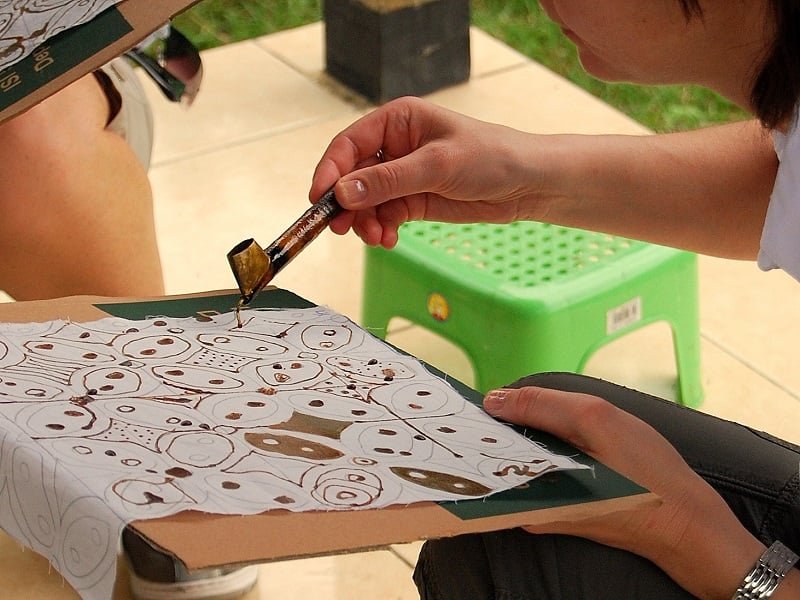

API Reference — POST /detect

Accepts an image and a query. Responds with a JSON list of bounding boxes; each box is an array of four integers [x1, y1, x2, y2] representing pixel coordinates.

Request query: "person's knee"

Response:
[[0, 73, 109, 163], [0, 103, 59, 162]]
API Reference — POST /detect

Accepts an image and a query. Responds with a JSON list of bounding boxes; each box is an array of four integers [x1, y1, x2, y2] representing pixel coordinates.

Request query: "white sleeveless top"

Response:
[[758, 119, 800, 282]]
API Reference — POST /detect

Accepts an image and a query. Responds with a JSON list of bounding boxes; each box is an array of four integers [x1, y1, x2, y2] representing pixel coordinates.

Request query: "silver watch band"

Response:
[[733, 541, 799, 599]]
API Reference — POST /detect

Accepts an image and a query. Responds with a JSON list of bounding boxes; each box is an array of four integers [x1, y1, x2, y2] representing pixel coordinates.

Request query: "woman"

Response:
[[310, 2, 800, 598], [0, 56, 164, 301]]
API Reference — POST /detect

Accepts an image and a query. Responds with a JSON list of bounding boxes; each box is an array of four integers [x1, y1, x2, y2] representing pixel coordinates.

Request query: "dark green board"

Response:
[[0, 7, 133, 112]]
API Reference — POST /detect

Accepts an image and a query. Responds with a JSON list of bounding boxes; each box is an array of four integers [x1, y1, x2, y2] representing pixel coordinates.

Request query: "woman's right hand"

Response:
[[311, 97, 777, 259], [309, 96, 553, 248]]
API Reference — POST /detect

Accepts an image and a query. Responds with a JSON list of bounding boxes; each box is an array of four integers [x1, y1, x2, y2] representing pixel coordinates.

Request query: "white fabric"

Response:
[[0, 306, 587, 600], [758, 117, 800, 281], [0, 1, 123, 71]]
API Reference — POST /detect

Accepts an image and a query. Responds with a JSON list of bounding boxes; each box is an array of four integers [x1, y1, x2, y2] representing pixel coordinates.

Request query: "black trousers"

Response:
[[413, 373, 800, 600]]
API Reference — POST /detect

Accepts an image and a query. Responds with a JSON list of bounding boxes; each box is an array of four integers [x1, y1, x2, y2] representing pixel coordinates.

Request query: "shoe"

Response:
[[122, 526, 259, 600], [127, 565, 259, 600]]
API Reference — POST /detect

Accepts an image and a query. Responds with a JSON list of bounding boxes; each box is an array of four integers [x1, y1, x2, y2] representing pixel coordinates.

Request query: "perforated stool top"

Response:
[[364, 219, 701, 405], [399, 220, 647, 292]]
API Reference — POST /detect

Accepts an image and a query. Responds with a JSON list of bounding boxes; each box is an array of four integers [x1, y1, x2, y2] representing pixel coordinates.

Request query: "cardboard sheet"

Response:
[[0, 290, 658, 598], [0, 0, 200, 124]]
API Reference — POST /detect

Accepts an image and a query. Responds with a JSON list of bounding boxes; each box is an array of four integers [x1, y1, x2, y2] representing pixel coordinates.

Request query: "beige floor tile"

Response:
[[586, 317, 800, 443], [142, 39, 354, 165], [469, 27, 530, 77], [254, 23, 326, 76], [149, 112, 368, 317], [390, 542, 424, 569], [384, 320, 478, 390], [583, 322, 683, 401], [699, 255, 800, 398], [428, 61, 649, 136], [699, 333, 800, 444], [254, 550, 417, 600]]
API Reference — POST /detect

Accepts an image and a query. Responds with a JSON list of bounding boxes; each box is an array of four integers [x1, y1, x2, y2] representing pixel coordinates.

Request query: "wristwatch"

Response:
[[733, 540, 799, 599]]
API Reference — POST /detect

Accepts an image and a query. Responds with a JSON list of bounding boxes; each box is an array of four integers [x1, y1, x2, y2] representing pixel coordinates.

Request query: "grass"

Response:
[[174, 0, 749, 132], [174, 0, 321, 49]]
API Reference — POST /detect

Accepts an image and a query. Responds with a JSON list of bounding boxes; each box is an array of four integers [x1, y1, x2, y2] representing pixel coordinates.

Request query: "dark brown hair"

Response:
[[679, 0, 800, 128]]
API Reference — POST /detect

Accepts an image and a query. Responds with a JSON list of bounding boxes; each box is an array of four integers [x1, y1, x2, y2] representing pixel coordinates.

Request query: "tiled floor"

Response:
[[5, 21, 800, 599]]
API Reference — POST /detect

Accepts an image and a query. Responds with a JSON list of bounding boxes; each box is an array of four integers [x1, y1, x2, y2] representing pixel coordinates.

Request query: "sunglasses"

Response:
[[125, 26, 203, 105]]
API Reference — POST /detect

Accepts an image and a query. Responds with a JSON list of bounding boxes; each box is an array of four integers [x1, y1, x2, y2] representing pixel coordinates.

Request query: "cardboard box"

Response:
[[0, 289, 657, 574], [0, 0, 200, 124]]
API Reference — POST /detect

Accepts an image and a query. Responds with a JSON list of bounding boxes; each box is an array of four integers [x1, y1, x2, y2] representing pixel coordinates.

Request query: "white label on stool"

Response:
[[606, 297, 642, 334]]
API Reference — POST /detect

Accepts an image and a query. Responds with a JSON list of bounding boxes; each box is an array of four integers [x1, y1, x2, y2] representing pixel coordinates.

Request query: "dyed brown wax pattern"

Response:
[[166, 467, 192, 478], [268, 411, 352, 440], [390, 467, 492, 496], [244, 431, 343, 460], [493, 462, 555, 478]]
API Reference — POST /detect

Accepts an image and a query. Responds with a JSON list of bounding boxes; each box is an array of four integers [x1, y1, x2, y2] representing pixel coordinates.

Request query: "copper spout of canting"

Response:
[[227, 238, 271, 307], [227, 188, 343, 318]]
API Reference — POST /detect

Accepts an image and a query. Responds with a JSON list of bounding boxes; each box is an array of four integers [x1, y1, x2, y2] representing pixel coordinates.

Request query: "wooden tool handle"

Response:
[[265, 188, 343, 277]]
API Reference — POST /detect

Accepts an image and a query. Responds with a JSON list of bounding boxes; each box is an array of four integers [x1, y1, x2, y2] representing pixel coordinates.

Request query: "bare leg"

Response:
[[0, 70, 164, 300]]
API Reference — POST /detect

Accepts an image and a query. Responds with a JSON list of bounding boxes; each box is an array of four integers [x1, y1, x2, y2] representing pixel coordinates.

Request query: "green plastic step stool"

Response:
[[361, 221, 703, 407]]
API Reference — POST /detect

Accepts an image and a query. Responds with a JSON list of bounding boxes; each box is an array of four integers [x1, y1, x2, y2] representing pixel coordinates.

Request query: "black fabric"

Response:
[[122, 525, 178, 583], [414, 529, 694, 600], [92, 68, 122, 127]]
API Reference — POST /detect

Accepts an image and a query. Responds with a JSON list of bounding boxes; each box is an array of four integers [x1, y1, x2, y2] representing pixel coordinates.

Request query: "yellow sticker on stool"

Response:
[[427, 293, 450, 321]]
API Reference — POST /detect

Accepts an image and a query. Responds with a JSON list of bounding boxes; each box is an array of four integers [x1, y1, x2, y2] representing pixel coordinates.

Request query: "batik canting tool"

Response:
[[227, 188, 342, 324]]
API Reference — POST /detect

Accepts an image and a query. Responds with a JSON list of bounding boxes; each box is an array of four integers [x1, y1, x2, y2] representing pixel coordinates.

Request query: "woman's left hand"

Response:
[[483, 386, 768, 599]]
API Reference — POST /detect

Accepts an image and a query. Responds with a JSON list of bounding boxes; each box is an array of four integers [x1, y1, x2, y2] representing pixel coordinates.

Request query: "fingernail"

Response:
[[338, 179, 367, 207], [484, 389, 508, 416]]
